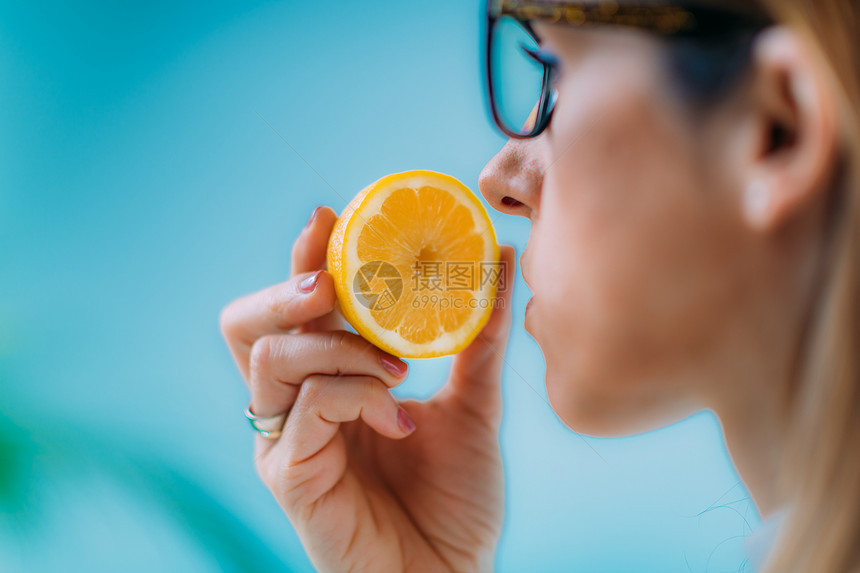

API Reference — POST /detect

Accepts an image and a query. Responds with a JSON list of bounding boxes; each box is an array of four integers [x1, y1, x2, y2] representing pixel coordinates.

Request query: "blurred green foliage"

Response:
[[0, 410, 292, 572]]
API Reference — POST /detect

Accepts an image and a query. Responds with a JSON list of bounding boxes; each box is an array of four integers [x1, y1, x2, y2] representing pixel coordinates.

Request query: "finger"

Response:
[[442, 245, 516, 427], [291, 205, 348, 333], [220, 271, 336, 381], [291, 206, 338, 277], [261, 375, 415, 500], [248, 331, 409, 417]]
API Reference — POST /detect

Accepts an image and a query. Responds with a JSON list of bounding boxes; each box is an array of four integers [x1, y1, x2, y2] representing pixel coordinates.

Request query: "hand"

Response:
[[220, 205, 516, 573]]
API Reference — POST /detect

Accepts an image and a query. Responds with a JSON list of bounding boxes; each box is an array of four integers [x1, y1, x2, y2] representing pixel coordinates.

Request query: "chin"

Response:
[[544, 366, 672, 439]]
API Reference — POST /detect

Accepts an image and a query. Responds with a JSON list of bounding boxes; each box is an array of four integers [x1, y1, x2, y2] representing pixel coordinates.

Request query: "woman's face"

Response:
[[480, 22, 755, 437]]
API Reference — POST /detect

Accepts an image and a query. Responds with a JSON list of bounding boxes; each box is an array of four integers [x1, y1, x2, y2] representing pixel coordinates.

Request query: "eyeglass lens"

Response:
[[489, 15, 549, 137]]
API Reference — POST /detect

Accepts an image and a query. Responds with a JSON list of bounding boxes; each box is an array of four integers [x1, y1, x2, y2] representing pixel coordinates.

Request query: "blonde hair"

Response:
[[754, 1, 860, 571]]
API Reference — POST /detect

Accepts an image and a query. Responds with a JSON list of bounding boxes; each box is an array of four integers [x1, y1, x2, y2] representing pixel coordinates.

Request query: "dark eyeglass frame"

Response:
[[484, 0, 774, 139]]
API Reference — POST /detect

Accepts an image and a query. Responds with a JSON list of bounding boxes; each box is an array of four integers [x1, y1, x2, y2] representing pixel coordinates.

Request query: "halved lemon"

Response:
[[326, 170, 500, 358]]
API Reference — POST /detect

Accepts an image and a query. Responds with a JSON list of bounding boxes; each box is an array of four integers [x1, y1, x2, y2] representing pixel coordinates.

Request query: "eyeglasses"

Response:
[[484, 0, 773, 139]]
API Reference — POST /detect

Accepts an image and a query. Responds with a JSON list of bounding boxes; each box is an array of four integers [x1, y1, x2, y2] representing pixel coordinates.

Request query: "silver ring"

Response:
[[244, 405, 288, 440]]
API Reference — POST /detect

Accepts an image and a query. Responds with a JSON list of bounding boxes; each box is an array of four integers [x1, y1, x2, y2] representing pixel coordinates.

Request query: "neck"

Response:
[[715, 393, 788, 518], [707, 285, 801, 519], [709, 202, 828, 519]]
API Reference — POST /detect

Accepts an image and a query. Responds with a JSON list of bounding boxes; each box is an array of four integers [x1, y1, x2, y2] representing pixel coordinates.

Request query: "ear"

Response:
[[739, 27, 839, 232]]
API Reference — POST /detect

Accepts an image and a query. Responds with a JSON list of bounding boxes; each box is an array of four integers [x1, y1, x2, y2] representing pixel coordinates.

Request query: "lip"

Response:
[[524, 296, 535, 330], [521, 250, 536, 335], [519, 250, 534, 291]]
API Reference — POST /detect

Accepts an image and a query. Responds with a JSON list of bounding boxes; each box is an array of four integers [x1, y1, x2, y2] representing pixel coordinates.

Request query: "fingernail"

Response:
[[397, 406, 416, 434], [305, 206, 321, 229], [299, 271, 321, 293], [379, 352, 408, 377]]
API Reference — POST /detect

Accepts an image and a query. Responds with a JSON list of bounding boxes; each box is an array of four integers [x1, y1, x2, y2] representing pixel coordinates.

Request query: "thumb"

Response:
[[441, 244, 516, 426]]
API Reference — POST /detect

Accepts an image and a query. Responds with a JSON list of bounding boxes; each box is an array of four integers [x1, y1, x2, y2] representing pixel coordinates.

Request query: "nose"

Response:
[[478, 136, 545, 219]]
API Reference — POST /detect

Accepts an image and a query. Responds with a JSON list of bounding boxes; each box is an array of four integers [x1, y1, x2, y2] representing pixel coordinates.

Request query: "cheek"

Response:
[[527, 64, 742, 430], [530, 87, 697, 373]]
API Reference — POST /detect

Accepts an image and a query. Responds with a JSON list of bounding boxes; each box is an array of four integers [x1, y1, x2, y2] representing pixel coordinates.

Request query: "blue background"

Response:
[[1, 1, 759, 571]]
